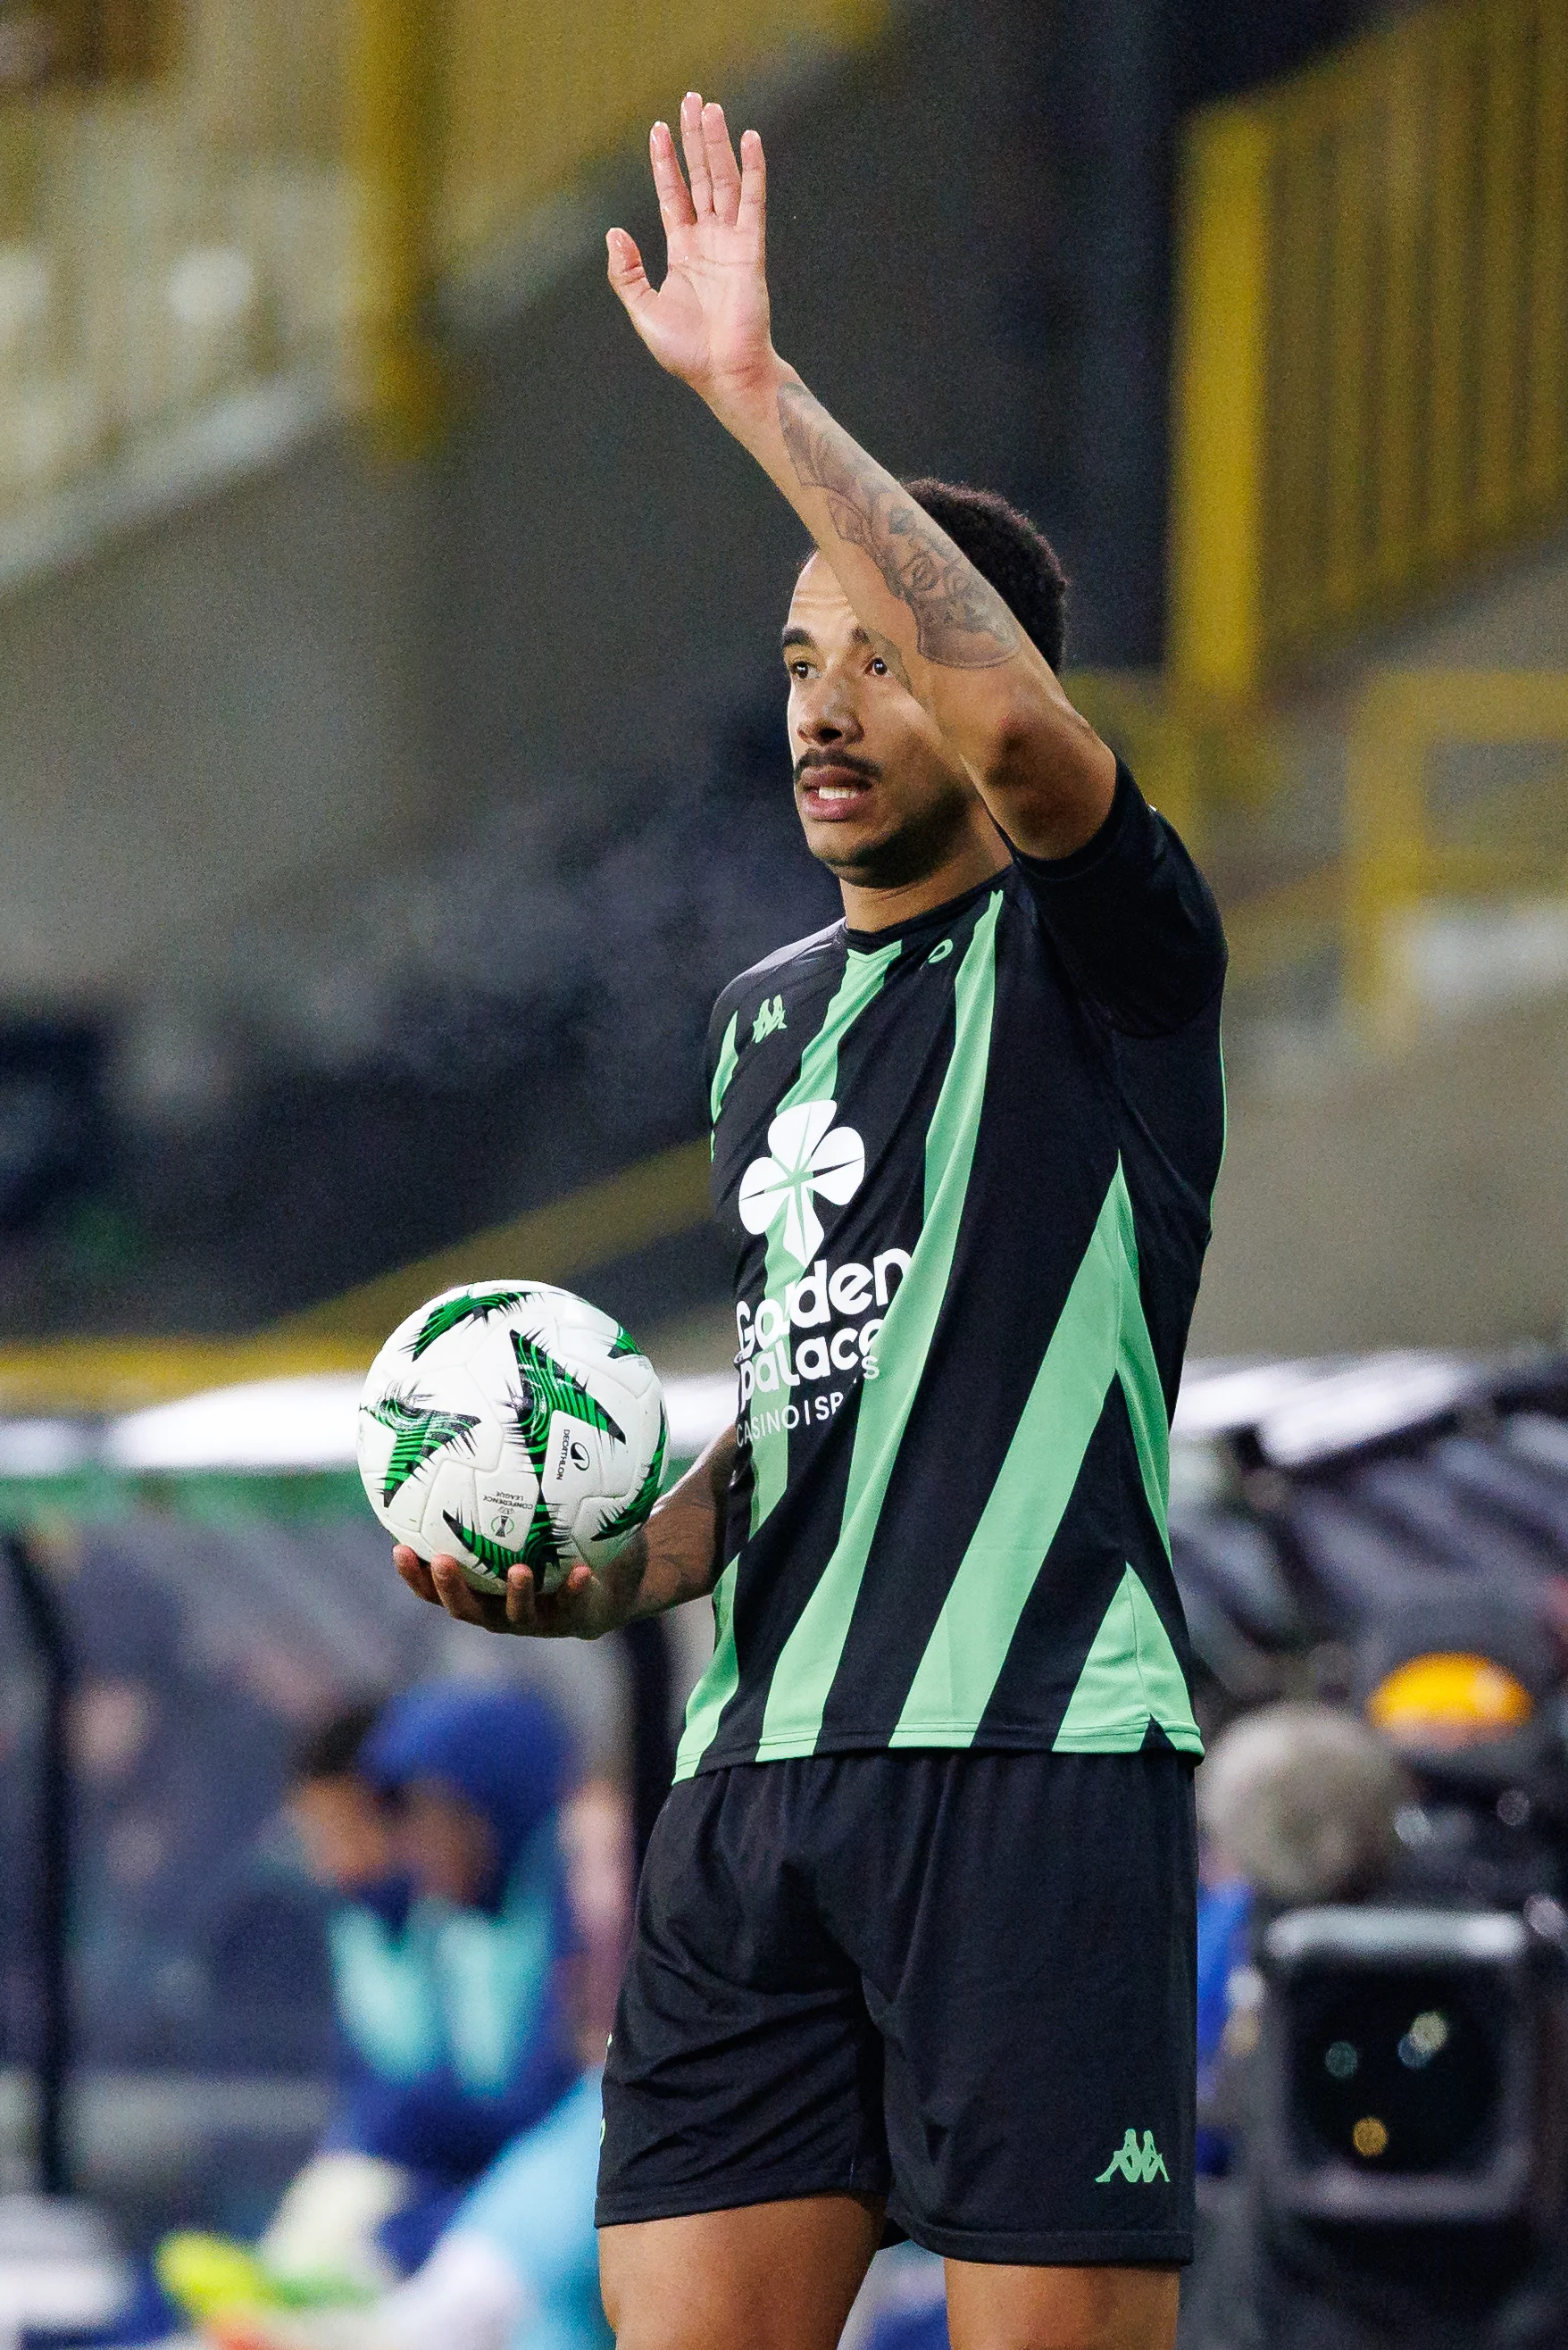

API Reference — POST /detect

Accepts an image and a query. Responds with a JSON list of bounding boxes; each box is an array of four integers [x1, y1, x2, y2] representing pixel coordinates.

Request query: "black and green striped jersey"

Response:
[[674, 762, 1226, 1781]]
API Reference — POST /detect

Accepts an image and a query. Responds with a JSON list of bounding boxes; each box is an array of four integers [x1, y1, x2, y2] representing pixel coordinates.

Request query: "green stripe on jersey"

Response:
[[889, 1159, 1185, 1748], [674, 943, 897, 1785], [672, 1561, 740, 1780], [755, 889, 1003, 1760], [890, 1168, 1122, 1743], [746, 941, 898, 1539], [709, 1012, 740, 1138], [1052, 1564, 1202, 1752], [1112, 1168, 1171, 1552]]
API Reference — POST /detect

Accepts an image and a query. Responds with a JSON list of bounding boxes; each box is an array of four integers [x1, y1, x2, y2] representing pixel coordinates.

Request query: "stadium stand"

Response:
[[0, 2, 1566, 2344]]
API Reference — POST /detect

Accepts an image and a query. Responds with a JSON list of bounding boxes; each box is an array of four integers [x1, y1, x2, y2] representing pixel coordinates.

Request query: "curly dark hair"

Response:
[[901, 478, 1068, 673]]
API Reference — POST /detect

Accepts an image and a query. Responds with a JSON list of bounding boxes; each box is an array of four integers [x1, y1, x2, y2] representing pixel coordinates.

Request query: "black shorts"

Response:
[[596, 1746, 1197, 2265]]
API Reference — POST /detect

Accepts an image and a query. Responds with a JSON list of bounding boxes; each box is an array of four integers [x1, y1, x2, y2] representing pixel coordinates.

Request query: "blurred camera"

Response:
[[1259, 1905, 1561, 2228], [1189, 1664, 1568, 2350]]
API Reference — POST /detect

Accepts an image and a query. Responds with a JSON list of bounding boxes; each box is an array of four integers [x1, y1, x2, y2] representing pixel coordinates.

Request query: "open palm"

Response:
[[607, 94, 775, 412]]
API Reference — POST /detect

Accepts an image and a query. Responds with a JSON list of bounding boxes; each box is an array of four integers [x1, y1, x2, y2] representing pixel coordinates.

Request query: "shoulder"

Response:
[[710, 918, 846, 1029], [1007, 763, 1226, 1038]]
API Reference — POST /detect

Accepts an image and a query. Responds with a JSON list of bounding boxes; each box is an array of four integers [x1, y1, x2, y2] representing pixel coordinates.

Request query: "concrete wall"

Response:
[[0, 437, 434, 1001], [1193, 987, 1568, 1356]]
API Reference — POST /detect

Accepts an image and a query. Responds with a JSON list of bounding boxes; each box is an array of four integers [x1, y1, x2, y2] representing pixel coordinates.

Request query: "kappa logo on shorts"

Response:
[[1096, 2129, 1170, 2185]]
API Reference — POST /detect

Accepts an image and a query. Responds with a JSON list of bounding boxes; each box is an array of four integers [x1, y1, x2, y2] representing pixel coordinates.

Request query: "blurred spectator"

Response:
[[152, 1684, 609, 2350], [862, 2311, 948, 2350], [285, 1681, 580, 2283], [1194, 1871, 1252, 2179], [363, 2069, 611, 2350], [191, 2069, 613, 2350], [288, 1704, 399, 1900], [855, 2246, 951, 2350], [1193, 1703, 1411, 2175], [1197, 1702, 1410, 1910]]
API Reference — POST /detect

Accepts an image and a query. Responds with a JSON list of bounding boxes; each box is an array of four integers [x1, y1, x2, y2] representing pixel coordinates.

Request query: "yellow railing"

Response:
[[1077, 669, 1568, 1036], [1171, 0, 1568, 699], [0, 0, 353, 522], [1344, 669, 1568, 1035], [0, 0, 886, 519]]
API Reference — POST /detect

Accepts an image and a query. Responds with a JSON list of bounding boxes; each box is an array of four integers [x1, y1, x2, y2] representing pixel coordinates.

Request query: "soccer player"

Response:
[[394, 95, 1226, 2350]]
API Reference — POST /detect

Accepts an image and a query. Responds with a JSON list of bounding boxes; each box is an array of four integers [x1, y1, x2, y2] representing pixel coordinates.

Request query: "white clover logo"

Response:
[[738, 1100, 864, 1266]]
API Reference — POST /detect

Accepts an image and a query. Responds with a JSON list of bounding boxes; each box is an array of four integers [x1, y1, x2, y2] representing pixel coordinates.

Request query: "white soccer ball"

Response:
[[357, 1280, 667, 1596]]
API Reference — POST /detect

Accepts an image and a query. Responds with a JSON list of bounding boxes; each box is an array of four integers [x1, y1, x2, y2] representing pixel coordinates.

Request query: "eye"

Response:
[[869, 656, 888, 676]]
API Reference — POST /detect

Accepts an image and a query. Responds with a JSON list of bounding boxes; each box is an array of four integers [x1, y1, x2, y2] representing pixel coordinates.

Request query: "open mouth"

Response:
[[797, 762, 876, 818]]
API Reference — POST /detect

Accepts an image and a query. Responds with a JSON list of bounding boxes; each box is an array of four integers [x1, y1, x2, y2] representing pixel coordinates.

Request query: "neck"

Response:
[[837, 825, 1008, 935]]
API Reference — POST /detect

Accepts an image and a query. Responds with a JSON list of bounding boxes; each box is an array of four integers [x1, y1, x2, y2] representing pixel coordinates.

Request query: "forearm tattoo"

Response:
[[778, 384, 1021, 670]]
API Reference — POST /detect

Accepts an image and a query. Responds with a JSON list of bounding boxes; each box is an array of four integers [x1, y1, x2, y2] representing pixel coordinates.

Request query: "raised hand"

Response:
[[606, 93, 777, 417]]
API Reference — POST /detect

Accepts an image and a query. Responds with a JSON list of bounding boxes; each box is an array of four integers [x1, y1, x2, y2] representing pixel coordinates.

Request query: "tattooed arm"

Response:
[[774, 385, 1020, 675], [606, 95, 1115, 856]]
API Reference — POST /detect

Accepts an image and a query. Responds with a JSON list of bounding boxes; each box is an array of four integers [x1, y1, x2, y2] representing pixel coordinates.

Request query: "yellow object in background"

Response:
[[156, 2236, 277, 2321], [1368, 1652, 1534, 1747], [1171, 0, 1568, 698], [158, 2228, 379, 2322]]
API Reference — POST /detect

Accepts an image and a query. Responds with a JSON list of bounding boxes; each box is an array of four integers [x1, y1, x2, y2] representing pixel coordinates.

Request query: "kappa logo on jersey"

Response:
[[1096, 2129, 1170, 2185], [751, 994, 788, 1044], [738, 1100, 865, 1266]]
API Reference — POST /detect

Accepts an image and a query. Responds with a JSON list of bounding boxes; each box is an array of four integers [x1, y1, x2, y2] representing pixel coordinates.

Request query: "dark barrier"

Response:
[[4, 1529, 72, 2196]]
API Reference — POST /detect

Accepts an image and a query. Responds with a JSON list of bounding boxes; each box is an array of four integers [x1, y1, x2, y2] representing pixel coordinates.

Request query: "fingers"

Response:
[[702, 99, 743, 226], [605, 226, 654, 321], [396, 1543, 600, 1640], [648, 118, 695, 237], [738, 126, 766, 247], [680, 91, 713, 217], [505, 1558, 594, 1638], [653, 98, 751, 235], [505, 1563, 541, 1633], [393, 1545, 440, 1605], [430, 1552, 510, 1631], [547, 1560, 597, 1633]]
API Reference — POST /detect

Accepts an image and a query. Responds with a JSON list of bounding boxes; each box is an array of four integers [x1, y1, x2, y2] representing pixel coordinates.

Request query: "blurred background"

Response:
[[0, 0, 1565, 2342]]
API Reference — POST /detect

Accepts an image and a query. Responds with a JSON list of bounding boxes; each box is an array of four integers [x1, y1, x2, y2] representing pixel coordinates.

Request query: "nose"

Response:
[[796, 665, 863, 747]]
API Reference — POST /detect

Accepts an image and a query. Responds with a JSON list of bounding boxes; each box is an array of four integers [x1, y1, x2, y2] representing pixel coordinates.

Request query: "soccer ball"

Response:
[[357, 1281, 667, 1597]]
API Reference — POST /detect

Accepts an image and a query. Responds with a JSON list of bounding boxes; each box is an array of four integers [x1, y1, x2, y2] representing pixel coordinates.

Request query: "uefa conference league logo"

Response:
[[738, 1101, 865, 1266]]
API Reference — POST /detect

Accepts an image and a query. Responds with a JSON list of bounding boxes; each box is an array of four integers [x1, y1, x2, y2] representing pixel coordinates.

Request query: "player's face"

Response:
[[784, 555, 980, 887]]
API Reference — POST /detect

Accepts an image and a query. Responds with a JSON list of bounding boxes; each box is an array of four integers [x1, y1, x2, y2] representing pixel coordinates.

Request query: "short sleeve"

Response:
[[705, 988, 743, 1126], [1010, 762, 1227, 1037]]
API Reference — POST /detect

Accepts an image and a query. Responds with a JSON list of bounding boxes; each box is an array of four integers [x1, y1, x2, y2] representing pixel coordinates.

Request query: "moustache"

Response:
[[793, 754, 880, 786]]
